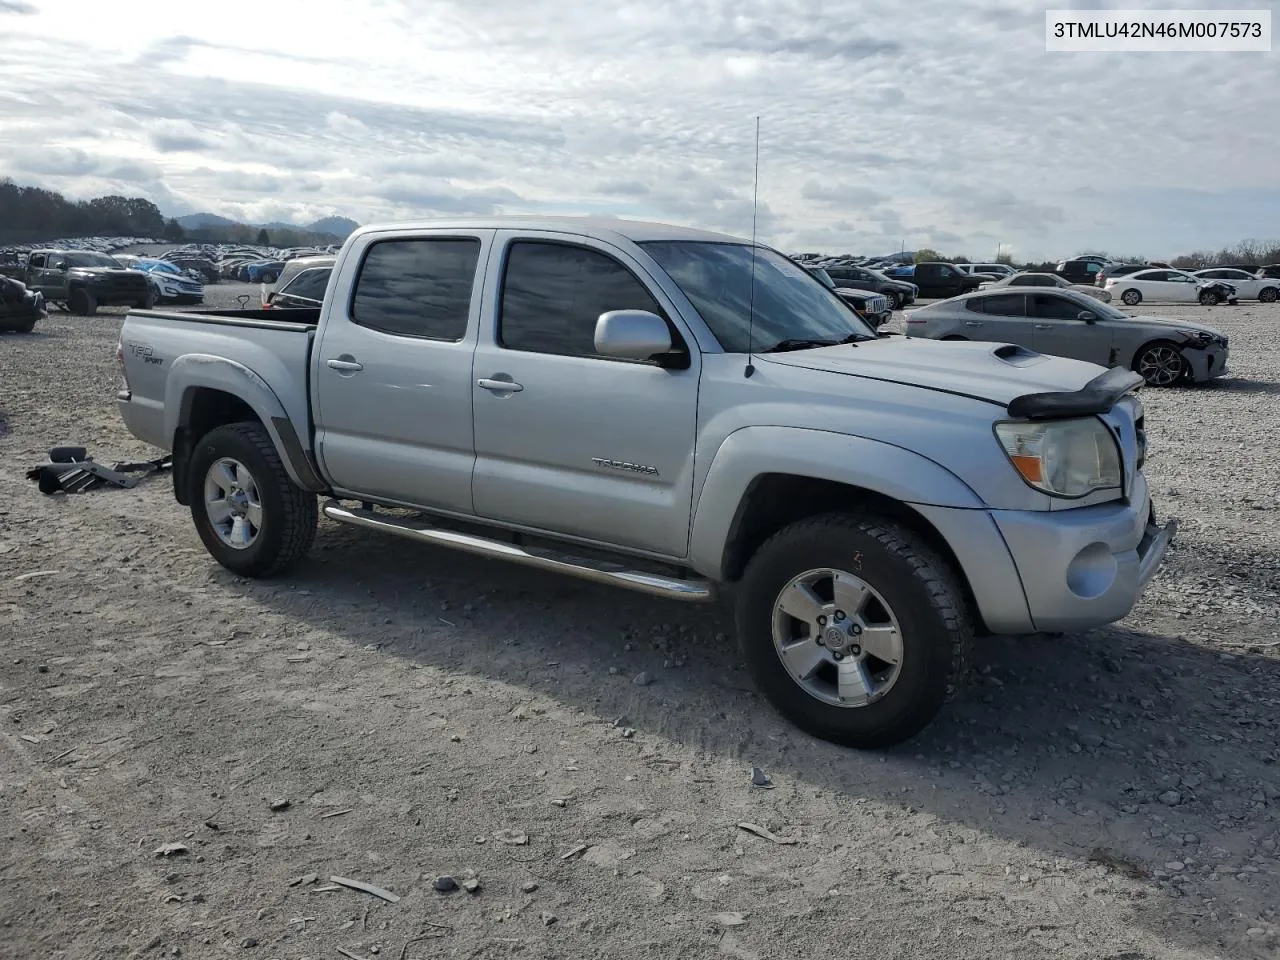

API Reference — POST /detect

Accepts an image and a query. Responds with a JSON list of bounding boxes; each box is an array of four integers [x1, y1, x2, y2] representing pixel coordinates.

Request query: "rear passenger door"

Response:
[[312, 230, 491, 514], [470, 232, 701, 558], [958, 294, 1029, 345]]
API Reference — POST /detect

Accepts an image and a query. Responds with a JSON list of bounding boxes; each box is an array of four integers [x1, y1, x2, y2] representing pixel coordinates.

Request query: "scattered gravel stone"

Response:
[[521, 881, 539, 893], [433, 876, 457, 892], [268, 798, 291, 812], [541, 911, 557, 926], [1159, 791, 1182, 806], [633, 671, 653, 686]]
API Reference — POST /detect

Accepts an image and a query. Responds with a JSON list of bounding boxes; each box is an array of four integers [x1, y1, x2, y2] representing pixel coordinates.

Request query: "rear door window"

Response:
[[971, 294, 1026, 316], [350, 238, 480, 340]]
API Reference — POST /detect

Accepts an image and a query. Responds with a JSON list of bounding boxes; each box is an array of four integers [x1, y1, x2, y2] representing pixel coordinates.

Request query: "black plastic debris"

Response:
[[26, 445, 171, 495]]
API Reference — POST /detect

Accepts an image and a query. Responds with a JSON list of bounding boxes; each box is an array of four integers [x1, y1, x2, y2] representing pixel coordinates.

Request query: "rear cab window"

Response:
[[350, 238, 481, 340]]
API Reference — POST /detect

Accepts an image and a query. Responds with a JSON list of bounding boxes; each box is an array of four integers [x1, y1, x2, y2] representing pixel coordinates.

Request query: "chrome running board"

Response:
[[322, 501, 717, 602]]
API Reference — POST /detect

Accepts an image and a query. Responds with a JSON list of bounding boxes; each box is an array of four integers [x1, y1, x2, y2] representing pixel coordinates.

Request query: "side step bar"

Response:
[[322, 501, 717, 602]]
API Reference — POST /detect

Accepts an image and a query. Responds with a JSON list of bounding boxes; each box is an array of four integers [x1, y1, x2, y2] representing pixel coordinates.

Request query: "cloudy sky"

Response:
[[1, 0, 1277, 259]]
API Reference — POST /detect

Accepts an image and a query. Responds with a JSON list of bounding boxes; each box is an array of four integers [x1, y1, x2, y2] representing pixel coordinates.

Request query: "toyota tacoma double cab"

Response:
[[25, 248, 153, 315], [116, 217, 1175, 748]]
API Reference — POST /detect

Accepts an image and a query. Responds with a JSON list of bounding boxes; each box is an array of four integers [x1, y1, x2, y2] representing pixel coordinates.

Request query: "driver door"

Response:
[[1029, 293, 1112, 365]]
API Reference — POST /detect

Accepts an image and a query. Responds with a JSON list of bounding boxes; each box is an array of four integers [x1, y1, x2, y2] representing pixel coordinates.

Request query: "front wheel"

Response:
[[1121, 289, 1142, 306], [1199, 289, 1220, 306], [1259, 287, 1278, 303], [188, 421, 318, 577], [1133, 340, 1186, 387], [883, 291, 901, 310], [68, 289, 97, 316], [735, 513, 972, 749]]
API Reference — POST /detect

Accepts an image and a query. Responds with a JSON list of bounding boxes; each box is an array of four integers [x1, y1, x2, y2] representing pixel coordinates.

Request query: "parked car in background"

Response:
[[0, 250, 26, 281], [263, 260, 334, 309], [979, 271, 1113, 302], [22, 249, 152, 315], [909, 262, 984, 299], [116, 215, 1175, 748], [164, 255, 220, 284], [127, 258, 205, 304], [817, 263, 917, 308], [799, 265, 894, 328], [0, 275, 45, 332], [1257, 264, 1280, 279], [245, 260, 286, 283], [1055, 258, 1106, 284], [1094, 263, 1149, 287], [1193, 267, 1279, 303], [904, 288, 1229, 386], [957, 263, 1016, 282], [1105, 268, 1238, 306]]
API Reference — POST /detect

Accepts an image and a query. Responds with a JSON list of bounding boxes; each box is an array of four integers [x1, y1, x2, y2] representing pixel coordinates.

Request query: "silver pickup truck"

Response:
[[116, 216, 1176, 748]]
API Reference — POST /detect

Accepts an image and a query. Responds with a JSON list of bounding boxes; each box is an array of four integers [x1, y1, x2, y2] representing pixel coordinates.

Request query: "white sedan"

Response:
[[1105, 268, 1235, 306], [1193, 268, 1280, 303]]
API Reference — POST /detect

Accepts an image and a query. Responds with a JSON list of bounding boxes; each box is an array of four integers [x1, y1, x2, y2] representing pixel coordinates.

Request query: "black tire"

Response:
[[68, 288, 97, 316], [1259, 287, 1278, 303], [135, 289, 157, 310], [941, 334, 968, 341], [1198, 289, 1220, 306], [735, 512, 972, 749], [883, 290, 901, 310], [1133, 340, 1187, 387], [262, 271, 278, 284], [1120, 289, 1142, 306], [188, 421, 317, 577]]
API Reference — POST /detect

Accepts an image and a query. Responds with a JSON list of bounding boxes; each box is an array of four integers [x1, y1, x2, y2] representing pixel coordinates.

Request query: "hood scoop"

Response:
[[992, 343, 1044, 366]]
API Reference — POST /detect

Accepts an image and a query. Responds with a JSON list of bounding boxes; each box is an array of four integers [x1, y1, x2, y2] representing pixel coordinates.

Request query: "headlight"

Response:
[[994, 417, 1122, 498]]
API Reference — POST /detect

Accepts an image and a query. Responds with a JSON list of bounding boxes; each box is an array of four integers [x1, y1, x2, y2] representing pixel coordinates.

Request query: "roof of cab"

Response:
[[348, 216, 749, 246]]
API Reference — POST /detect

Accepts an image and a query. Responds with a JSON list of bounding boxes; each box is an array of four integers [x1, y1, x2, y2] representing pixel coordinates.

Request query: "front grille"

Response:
[[867, 295, 887, 314], [1135, 414, 1147, 469], [104, 275, 149, 295]]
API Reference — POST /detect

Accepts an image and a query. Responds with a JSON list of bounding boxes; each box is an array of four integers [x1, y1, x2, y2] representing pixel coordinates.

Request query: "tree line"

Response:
[[0, 179, 184, 244]]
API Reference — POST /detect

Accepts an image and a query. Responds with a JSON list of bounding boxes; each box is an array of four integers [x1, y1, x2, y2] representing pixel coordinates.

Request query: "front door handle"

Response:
[[326, 357, 364, 372], [964, 320, 983, 327], [1034, 323, 1053, 330], [477, 377, 524, 393]]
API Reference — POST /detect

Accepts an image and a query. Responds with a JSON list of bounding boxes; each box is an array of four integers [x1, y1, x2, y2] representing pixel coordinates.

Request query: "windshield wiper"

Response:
[[761, 332, 871, 354]]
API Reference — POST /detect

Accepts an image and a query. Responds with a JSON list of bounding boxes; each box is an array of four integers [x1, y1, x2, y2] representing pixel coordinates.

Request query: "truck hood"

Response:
[[69, 267, 144, 278], [759, 336, 1108, 408]]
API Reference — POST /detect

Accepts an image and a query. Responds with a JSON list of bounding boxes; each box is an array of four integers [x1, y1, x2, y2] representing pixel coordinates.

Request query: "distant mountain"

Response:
[[176, 212, 240, 230], [306, 216, 359, 240], [177, 213, 360, 240]]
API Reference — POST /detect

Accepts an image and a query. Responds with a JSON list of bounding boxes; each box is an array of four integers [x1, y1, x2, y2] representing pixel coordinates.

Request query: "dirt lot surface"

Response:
[[2, 296, 1278, 960]]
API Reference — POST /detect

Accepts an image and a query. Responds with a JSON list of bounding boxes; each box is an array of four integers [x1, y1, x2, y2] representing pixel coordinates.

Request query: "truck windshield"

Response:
[[64, 252, 123, 268], [640, 241, 875, 352]]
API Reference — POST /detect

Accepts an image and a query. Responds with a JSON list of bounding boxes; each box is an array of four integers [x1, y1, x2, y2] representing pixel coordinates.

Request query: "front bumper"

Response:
[[914, 472, 1175, 635], [1182, 343, 1229, 382], [990, 474, 1175, 632]]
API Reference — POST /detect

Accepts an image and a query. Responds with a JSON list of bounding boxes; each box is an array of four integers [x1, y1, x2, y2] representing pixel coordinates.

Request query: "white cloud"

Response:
[[0, 0, 1277, 259]]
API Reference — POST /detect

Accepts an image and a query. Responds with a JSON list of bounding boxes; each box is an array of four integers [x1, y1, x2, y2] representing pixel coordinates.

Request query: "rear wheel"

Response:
[[188, 421, 317, 577], [262, 271, 278, 284], [883, 290, 901, 310], [735, 513, 971, 749], [1199, 289, 1220, 306], [941, 334, 968, 341], [1121, 289, 1142, 306], [1260, 287, 1278, 303], [1133, 340, 1186, 387]]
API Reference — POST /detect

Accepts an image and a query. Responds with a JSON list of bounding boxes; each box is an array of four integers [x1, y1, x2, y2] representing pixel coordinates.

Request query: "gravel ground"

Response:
[[1, 297, 1278, 960]]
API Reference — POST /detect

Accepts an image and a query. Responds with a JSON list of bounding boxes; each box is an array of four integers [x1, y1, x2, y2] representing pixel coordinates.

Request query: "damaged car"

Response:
[[904, 288, 1228, 386], [0, 275, 46, 333]]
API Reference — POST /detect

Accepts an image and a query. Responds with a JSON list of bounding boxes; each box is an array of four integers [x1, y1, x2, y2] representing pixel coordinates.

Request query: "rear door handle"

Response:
[[1034, 323, 1052, 330], [326, 357, 363, 372], [477, 377, 523, 393], [964, 321, 983, 327]]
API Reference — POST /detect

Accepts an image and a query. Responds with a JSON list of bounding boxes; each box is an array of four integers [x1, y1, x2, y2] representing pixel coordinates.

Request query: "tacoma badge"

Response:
[[591, 457, 659, 477]]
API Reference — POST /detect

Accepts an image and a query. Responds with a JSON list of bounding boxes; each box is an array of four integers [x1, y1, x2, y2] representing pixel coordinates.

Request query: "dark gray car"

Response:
[[903, 288, 1230, 387]]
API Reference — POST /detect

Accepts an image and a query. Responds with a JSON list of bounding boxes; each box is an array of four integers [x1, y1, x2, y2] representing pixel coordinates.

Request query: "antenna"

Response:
[[744, 115, 761, 379]]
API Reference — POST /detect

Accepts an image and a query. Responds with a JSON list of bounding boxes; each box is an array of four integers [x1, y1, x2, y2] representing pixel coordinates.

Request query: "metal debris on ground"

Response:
[[750, 767, 774, 788], [321, 808, 354, 819], [269, 798, 292, 811], [329, 875, 402, 903], [559, 843, 590, 860], [493, 829, 528, 845], [153, 842, 190, 857], [736, 822, 797, 845], [26, 445, 171, 495]]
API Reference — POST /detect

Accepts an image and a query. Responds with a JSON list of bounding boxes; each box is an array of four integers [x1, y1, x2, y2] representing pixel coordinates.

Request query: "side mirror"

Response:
[[1078, 310, 1097, 324], [594, 310, 672, 361], [53, 261, 68, 271]]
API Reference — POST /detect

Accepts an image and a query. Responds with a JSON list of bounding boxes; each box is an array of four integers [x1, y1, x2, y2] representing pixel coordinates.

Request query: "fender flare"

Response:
[[688, 425, 985, 580], [164, 354, 326, 494]]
